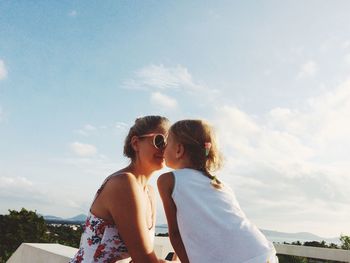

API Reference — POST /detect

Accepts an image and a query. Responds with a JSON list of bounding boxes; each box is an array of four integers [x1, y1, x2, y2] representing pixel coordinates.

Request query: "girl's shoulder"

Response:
[[158, 171, 174, 183], [157, 172, 175, 193]]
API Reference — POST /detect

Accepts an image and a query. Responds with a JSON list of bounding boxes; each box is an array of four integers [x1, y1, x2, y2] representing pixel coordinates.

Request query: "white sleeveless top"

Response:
[[172, 168, 276, 263]]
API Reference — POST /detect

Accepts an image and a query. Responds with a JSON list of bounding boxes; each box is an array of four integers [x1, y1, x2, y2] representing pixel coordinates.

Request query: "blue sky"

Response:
[[1, 1, 350, 238]]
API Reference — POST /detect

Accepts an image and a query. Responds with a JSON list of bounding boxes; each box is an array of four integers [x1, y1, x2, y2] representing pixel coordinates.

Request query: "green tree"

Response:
[[0, 208, 48, 262], [277, 254, 308, 263], [327, 243, 339, 249], [340, 235, 350, 250], [46, 224, 82, 247], [303, 240, 327, 248]]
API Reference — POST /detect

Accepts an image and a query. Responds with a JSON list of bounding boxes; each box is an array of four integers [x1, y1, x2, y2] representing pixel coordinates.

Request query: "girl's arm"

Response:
[[157, 172, 190, 263], [103, 173, 162, 263]]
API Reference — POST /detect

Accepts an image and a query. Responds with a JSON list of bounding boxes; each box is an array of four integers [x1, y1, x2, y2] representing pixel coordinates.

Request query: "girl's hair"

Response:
[[124, 115, 170, 160], [170, 119, 223, 188]]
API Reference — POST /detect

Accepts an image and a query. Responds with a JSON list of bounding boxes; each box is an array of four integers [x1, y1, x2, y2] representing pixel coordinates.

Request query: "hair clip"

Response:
[[204, 142, 212, 156]]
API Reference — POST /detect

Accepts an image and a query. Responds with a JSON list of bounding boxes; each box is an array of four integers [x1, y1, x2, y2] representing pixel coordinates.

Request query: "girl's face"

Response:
[[136, 126, 168, 171], [164, 131, 180, 169]]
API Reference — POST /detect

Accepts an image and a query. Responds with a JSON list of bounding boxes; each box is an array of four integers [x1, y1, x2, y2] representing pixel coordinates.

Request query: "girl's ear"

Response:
[[130, 136, 139, 153], [175, 143, 185, 159]]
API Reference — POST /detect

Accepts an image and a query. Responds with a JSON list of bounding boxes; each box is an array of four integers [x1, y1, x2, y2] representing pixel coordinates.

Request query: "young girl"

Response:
[[158, 120, 277, 263]]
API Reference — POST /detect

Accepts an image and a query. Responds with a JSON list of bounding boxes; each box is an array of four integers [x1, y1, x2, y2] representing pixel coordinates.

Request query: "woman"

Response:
[[70, 116, 171, 263]]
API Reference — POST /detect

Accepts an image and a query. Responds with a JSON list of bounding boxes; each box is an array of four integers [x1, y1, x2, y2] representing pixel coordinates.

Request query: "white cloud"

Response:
[[123, 64, 217, 94], [150, 92, 178, 109], [75, 124, 97, 136], [290, 46, 305, 57], [123, 64, 220, 108], [211, 78, 350, 237], [0, 176, 45, 205], [70, 142, 97, 157], [115, 122, 129, 130], [216, 106, 314, 174], [342, 40, 350, 49], [0, 175, 92, 217], [68, 10, 77, 17], [75, 122, 129, 136], [263, 69, 272, 76], [297, 60, 318, 79], [345, 53, 350, 64], [0, 176, 33, 189], [51, 154, 120, 179], [0, 59, 8, 80], [84, 124, 96, 131]]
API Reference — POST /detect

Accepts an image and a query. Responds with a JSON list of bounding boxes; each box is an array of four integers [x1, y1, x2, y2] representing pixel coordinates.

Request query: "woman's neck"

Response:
[[125, 162, 152, 188]]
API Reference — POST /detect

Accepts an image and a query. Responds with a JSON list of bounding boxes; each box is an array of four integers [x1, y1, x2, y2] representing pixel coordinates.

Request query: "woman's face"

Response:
[[136, 126, 168, 171]]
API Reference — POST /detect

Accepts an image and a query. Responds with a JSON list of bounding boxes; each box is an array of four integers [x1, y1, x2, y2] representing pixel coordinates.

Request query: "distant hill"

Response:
[[156, 224, 168, 229], [261, 229, 322, 239], [42, 215, 63, 221], [43, 215, 340, 244], [66, 214, 87, 222], [260, 229, 339, 244], [43, 214, 87, 224], [155, 225, 339, 244]]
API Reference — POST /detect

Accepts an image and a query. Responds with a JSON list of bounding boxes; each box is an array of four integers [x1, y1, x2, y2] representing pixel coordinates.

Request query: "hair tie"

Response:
[[204, 142, 212, 156], [210, 175, 222, 189]]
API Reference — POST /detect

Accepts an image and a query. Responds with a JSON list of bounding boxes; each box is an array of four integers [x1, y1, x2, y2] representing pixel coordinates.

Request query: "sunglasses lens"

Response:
[[154, 134, 165, 149]]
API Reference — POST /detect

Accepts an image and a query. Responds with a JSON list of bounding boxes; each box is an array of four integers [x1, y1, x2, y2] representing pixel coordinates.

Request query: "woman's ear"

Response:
[[130, 136, 139, 153], [175, 143, 185, 159]]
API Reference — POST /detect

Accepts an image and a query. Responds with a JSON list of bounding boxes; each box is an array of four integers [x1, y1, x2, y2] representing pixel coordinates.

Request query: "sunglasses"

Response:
[[138, 133, 167, 149]]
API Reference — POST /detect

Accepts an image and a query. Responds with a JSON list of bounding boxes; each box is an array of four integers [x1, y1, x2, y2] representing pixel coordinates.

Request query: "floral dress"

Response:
[[70, 174, 155, 263]]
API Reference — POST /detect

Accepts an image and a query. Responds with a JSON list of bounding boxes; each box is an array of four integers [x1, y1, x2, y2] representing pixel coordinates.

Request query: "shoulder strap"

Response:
[[92, 172, 124, 203]]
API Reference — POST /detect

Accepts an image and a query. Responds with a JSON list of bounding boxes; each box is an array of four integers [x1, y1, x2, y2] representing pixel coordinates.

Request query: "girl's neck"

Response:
[[174, 157, 196, 170]]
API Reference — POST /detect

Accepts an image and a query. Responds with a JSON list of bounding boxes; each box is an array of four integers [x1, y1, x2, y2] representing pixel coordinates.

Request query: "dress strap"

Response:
[[92, 173, 124, 203]]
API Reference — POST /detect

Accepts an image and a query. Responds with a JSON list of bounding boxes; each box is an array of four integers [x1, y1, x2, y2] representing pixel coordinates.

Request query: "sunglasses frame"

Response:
[[138, 133, 167, 149]]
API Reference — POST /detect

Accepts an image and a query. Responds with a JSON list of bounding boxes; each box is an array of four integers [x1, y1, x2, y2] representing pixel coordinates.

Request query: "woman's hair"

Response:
[[124, 115, 170, 160], [170, 119, 223, 188]]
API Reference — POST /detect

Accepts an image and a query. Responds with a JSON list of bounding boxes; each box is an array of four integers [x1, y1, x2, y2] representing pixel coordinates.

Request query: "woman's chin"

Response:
[[152, 158, 165, 170], [164, 160, 176, 169]]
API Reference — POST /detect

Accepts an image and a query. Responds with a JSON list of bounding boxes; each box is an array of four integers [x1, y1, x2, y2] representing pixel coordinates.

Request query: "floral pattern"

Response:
[[69, 213, 130, 263], [70, 174, 155, 262]]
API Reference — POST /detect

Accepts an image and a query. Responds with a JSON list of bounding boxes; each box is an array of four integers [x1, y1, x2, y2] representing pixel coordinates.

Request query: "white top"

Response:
[[172, 168, 276, 263]]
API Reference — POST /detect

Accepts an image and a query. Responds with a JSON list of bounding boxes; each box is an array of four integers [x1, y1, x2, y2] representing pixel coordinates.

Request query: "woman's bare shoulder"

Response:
[[104, 172, 139, 193]]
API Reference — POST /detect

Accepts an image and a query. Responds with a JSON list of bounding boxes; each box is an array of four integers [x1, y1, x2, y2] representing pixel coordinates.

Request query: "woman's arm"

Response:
[[103, 173, 160, 263], [157, 172, 190, 263]]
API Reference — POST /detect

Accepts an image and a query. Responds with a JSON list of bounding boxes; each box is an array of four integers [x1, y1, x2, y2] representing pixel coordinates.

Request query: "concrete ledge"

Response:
[[6, 238, 172, 263], [7, 240, 350, 263], [7, 243, 78, 263], [275, 244, 350, 262]]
